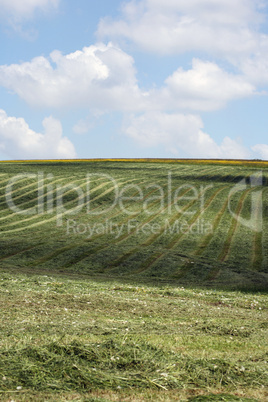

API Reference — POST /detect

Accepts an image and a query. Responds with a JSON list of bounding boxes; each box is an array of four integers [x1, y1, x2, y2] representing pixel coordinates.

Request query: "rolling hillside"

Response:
[[0, 159, 267, 290]]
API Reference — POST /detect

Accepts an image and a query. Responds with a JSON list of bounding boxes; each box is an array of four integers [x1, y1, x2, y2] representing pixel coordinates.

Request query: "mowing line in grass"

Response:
[[0, 175, 34, 205], [252, 230, 263, 271], [28, 180, 152, 267], [133, 186, 227, 276], [57, 180, 175, 270], [0, 243, 45, 262], [101, 186, 195, 271], [16, 176, 143, 266], [218, 188, 253, 263], [0, 176, 68, 221], [192, 169, 251, 258], [95, 168, 244, 273], [0, 176, 135, 234], [103, 184, 217, 273], [194, 199, 229, 257], [0, 175, 122, 229], [0, 176, 86, 228]]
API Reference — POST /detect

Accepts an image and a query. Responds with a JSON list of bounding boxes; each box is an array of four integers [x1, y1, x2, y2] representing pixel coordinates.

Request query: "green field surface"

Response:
[[0, 160, 267, 401], [0, 160, 267, 290]]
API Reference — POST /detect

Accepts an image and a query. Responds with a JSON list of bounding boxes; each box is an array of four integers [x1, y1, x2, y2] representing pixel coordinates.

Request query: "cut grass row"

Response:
[[111, 186, 227, 276], [0, 268, 267, 401]]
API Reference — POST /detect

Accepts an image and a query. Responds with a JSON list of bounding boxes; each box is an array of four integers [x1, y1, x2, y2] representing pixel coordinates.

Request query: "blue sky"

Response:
[[0, 0, 268, 160]]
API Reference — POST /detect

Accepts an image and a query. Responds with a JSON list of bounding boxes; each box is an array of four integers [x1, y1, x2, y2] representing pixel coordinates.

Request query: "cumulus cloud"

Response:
[[0, 110, 76, 159], [0, 46, 256, 114], [252, 144, 268, 160], [0, 43, 147, 111], [0, 0, 264, 160], [0, 40, 257, 159], [239, 36, 268, 86], [159, 59, 255, 111], [0, 0, 59, 22], [98, 0, 268, 87], [98, 0, 264, 59], [123, 112, 250, 159]]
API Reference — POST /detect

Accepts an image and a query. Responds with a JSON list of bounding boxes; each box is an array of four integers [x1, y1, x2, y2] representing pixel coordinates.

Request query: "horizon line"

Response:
[[0, 157, 268, 165]]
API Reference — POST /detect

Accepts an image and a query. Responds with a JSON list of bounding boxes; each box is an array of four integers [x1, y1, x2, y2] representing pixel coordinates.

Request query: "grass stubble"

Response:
[[0, 160, 267, 401], [0, 269, 267, 401]]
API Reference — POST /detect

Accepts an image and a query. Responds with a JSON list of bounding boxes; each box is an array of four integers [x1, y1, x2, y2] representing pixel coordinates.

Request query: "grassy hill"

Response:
[[0, 160, 267, 401], [0, 159, 267, 290]]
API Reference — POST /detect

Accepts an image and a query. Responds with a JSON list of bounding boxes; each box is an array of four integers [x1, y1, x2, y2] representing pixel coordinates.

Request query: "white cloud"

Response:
[[252, 144, 268, 160], [0, 0, 59, 22], [239, 35, 268, 86], [98, 0, 268, 93], [159, 59, 255, 111], [0, 43, 255, 113], [219, 137, 251, 159], [0, 40, 257, 160], [0, 110, 76, 159], [0, 43, 146, 112], [124, 112, 250, 159], [98, 0, 264, 60]]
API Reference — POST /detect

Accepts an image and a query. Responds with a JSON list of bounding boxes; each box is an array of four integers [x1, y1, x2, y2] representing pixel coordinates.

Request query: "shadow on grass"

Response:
[[1, 264, 268, 294], [188, 394, 258, 401]]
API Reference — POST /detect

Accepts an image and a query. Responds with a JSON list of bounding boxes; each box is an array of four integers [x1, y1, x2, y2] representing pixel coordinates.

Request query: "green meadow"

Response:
[[0, 160, 267, 401]]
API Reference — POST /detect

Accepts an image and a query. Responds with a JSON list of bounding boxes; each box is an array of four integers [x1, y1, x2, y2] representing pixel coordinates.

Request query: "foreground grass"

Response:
[[0, 268, 267, 401]]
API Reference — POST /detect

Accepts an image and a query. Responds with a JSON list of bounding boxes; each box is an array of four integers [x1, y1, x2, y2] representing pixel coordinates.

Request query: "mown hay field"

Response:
[[0, 159, 267, 289], [0, 160, 267, 401]]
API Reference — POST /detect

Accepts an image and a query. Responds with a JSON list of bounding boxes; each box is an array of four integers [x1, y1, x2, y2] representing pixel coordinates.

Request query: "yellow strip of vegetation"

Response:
[[0, 158, 268, 167]]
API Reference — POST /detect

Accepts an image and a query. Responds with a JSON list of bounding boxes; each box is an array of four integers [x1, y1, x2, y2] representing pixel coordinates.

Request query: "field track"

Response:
[[0, 159, 267, 290]]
